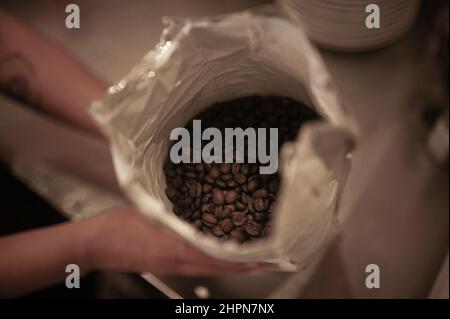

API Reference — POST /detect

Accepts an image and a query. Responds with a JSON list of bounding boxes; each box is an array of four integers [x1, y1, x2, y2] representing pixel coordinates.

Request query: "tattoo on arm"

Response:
[[0, 52, 41, 107]]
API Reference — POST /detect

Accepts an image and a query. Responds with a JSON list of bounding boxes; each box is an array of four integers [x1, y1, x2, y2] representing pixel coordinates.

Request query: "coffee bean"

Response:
[[186, 180, 202, 198], [254, 198, 265, 212], [220, 163, 231, 174], [231, 212, 247, 226], [247, 180, 257, 192], [185, 171, 197, 179], [254, 212, 267, 222], [224, 190, 238, 204], [195, 163, 204, 172], [166, 186, 178, 200], [207, 203, 216, 214], [204, 175, 215, 184], [166, 168, 176, 178], [227, 180, 237, 188], [235, 201, 246, 211], [192, 210, 201, 219], [202, 193, 212, 204], [193, 219, 203, 229], [253, 189, 268, 198], [212, 225, 225, 237], [217, 205, 233, 219], [247, 197, 255, 213], [240, 164, 250, 175], [173, 205, 183, 215], [268, 179, 279, 193], [231, 163, 240, 175], [212, 189, 224, 205], [219, 218, 234, 233], [234, 174, 247, 184], [209, 166, 220, 179], [202, 183, 212, 193], [181, 209, 193, 220], [221, 174, 233, 181], [229, 229, 246, 243], [244, 221, 261, 237], [241, 193, 249, 204], [215, 179, 227, 188], [173, 175, 183, 188], [176, 166, 184, 175], [268, 202, 276, 214], [202, 213, 217, 227], [202, 226, 213, 234]]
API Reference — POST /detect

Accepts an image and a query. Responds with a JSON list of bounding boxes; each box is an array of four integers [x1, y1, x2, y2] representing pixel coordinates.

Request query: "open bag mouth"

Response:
[[90, 5, 357, 266]]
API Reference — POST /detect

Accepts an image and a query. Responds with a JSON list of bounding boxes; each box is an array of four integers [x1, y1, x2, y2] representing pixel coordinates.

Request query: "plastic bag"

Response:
[[90, 5, 357, 268]]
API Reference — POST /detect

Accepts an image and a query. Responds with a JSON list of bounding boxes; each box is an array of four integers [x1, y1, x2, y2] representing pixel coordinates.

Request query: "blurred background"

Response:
[[0, 0, 448, 298]]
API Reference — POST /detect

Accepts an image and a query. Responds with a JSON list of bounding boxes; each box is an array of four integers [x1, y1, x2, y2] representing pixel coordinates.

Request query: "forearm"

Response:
[[0, 8, 108, 136], [0, 218, 93, 298]]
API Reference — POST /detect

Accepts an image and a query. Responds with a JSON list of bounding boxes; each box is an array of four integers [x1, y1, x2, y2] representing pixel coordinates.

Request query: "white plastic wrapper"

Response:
[[90, 6, 357, 268]]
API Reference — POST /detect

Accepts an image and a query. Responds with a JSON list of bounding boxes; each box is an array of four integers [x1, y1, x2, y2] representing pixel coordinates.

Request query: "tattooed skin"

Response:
[[0, 52, 40, 107]]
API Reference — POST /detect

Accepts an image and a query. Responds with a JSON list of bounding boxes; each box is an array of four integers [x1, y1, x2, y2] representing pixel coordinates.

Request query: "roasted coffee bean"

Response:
[[185, 171, 197, 179], [194, 198, 202, 209], [244, 221, 261, 237], [166, 168, 176, 178], [181, 209, 193, 220], [173, 205, 183, 215], [247, 197, 255, 213], [253, 189, 268, 198], [268, 179, 279, 193], [235, 201, 246, 211], [215, 179, 227, 188], [173, 175, 183, 188], [224, 190, 238, 204], [234, 174, 246, 184], [166, 186, 178, 200], [186, 180, 202, 198], [227, 180, 237, 188], [209, 166, 220, 179], [254, 198, 265, 212], [202, 213, 217, 227], [254, 212, 267, 222], [193, 219, 203, 229], [195, 163, 204, 172], [268, 202, 276, 214], [219, 218, 234, 233], [220, 163, 231, 174], [231, 212, 247, 226], [204, 175, 215, 184], [247, 179, 257, 192], [192, 210, 201, 219], [202, 226, 213, 234], [176, 166, 184, 175], [229, 229, 246, 243], [202, 183, 213, 194], [202, 193, 212, 204], [207, 203, 216, 214], [212, 225, 225, 237], [240, 164, 250, 175], [221, 174, 233, 181], [231, 163, 240, 175], [212, 189, 225, 205], [241, 192, 249, 204]]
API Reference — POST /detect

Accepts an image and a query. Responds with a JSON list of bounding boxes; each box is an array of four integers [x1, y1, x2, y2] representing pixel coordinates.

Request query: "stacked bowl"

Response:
[[279, 0, 422, 52]]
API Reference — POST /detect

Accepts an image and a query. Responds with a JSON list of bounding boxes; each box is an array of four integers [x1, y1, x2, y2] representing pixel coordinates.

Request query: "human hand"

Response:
[[81, 205, 261, 276]]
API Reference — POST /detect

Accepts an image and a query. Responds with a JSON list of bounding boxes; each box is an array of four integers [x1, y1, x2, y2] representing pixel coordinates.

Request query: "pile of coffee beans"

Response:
[[164, 95, 318, 243]]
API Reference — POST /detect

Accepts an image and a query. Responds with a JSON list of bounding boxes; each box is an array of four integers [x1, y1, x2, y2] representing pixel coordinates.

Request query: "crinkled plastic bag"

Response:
[[90, 6, 357, 268]]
